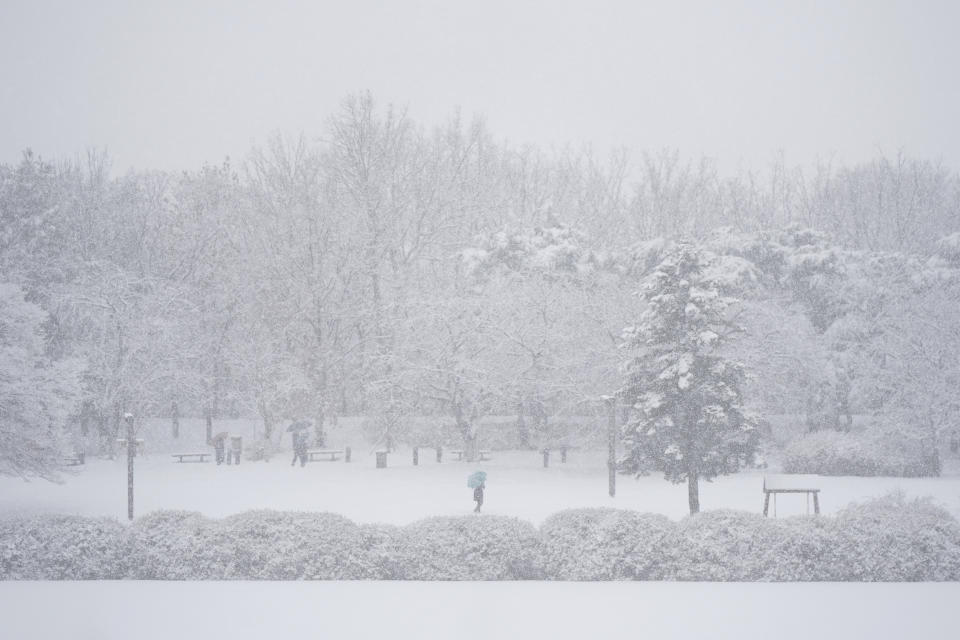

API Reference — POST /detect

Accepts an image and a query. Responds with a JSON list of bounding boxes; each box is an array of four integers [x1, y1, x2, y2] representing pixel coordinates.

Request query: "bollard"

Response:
[[543, 449, 549, 468], [376, 451, 387, 468], [413, 446, 419, 466], [345, 446, 352, 462]]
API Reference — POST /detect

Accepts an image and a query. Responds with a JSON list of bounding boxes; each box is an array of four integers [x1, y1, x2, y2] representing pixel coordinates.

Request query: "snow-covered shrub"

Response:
[[128, 510, 228, 579], [393, 516, 544, 580], [669, 510, 835, 581], [0, 514, 130, 579], [783, 430, 934, 477], [828, 493, 960, 581], [217, 510, 377, 579], [539, 508, 675, 580], [357, 523, 402, 579], [130, 510, 380, 579]]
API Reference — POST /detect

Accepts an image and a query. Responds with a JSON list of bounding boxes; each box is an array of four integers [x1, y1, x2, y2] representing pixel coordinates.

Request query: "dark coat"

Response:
[[473, 484, 485, 502], [294, 432, 308, 454]]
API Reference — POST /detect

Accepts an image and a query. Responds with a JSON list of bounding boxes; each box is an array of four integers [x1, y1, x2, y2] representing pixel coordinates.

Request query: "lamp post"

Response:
[[125, 413, 135, 520]]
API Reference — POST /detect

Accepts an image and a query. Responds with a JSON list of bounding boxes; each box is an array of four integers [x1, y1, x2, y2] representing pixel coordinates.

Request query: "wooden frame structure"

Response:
[[762, 474, 821, 516]]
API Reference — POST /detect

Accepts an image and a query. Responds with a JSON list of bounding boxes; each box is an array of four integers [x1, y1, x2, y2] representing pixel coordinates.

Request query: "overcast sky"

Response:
[[1, 0, 958, 175]]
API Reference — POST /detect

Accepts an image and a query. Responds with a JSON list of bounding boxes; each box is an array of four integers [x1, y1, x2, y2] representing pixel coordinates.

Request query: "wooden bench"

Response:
[[307, 449, 344, 462], [449, 449, 491, 461], [171, 453, 210, 463], [64, 452, 85, 466], [763, 474, 821, 516]]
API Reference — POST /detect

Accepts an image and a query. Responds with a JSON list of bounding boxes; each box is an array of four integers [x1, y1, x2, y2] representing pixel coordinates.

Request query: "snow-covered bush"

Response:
[[357, 523, 402, 579], [393, 516, 544, 580], [0, 514, 130, 579], [129, 510, 227, 579], [130, 510, 380, 579], [217, 510, 377, 579], [669, 510, 835, 581], [540, 508, 675, 580], [828, 493, 960, 581], [783, 430, 934, 477]]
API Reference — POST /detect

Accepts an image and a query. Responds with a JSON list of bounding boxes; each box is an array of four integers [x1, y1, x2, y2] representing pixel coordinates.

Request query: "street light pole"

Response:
[[125, 413, 135, 521]]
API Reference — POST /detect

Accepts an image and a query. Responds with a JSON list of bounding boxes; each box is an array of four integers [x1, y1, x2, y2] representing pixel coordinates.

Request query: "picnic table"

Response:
[[64, 452, 85, 466], [449, 449, 491, 461], [307, 449, 344, 462], [762, 474, 821, 516], [171, 453, 210, 463]]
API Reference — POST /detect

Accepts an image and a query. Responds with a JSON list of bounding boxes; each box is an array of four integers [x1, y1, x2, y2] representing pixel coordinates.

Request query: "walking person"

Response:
[[291, 431, 308, 467], [214, 437, 225, 465], [290, 431, 301, 466], [467, 470, 487, 513], [473, 481, 485, 513]]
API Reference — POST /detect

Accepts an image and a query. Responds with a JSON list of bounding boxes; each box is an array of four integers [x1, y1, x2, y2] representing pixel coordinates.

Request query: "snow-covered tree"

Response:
[[0, 284, 82, 480], [620, 243, 760, 514]]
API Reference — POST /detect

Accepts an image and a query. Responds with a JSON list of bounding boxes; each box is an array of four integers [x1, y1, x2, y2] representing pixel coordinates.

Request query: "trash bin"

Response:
[[376, 451, 388, 468]]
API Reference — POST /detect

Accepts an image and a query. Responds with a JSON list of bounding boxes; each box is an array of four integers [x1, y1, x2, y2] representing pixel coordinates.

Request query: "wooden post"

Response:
[[542, 449, 549, 468], [125, 413, 135, 521], [763, 491, 771, 516], [561, 447, 567, 463], [345, 446, 351, 463], [413, 446, 419, 466], [436, 444, 442, 463], [606, 396, 616, 498], [813, 492, 820, 515]]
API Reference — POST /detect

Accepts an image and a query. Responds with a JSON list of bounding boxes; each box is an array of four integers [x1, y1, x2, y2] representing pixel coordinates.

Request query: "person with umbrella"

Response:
[[468, 471, 487, 513], [288, 421, 310, 467], [211, 432, 229, 465]]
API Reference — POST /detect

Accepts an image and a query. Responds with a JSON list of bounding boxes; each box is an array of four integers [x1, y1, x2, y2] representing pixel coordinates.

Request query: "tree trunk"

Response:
[[516, 399, 530, 449], [258, 399, 273, 440], [315, 402, 326, 448], [687, 473, 700, 514], [205, 409, 213, 445], [171, 401, 180, 439]]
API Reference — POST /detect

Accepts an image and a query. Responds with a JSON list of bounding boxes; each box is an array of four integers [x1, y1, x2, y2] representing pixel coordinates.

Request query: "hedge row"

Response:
[[3, 494, 959, 581], [783, 430, 937, 477]]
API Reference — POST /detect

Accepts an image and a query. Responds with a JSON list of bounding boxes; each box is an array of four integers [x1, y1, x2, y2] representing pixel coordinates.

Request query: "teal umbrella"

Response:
[[467, 471, 487, 488]]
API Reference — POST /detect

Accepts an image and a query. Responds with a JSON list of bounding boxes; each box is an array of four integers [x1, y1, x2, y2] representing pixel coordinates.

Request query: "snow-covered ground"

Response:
[[1, 581, 957, 639], [2, 447, 960, 524]]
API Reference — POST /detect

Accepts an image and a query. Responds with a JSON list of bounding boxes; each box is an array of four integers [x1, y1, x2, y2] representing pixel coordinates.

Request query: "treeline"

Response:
[[2, 92, 959, 467]]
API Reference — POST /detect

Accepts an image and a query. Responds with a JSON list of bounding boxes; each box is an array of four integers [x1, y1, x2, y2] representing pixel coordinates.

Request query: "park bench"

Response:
[[449, 449, 491, 461], [762, 474, 821, 516], [171, 453, 210, 463], [64, 452, 85, 466], [307, 449, 344, 462]]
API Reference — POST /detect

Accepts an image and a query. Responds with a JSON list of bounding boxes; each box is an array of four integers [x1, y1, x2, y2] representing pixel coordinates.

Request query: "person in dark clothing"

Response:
[[214, 438, 225, 465], [291, 431, 308, 467], [473, 482, 485, 513]]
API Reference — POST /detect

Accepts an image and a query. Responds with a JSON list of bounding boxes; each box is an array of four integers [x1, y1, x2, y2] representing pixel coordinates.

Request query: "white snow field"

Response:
[[2, 444, 960, 524], [1, 581, 957, 640]]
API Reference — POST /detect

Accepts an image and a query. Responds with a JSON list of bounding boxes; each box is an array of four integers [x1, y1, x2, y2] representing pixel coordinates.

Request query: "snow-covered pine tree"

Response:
[[620, 243, 760, 514]]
